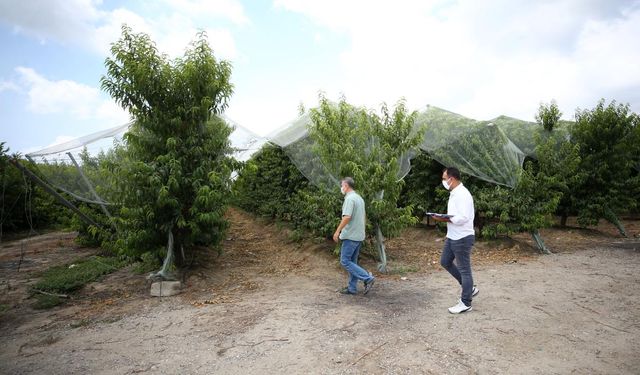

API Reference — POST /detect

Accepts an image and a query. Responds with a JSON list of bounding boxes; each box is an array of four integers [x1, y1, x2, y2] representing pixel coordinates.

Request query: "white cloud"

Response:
[[0, 0, 245, 59], [3, 0, 639, 142], [93, 9, 238, 59], [161, 0, 250, 26], [0, 80, 20, 92], [575, 6, 640, 89], [146, 14, 238, 59], [15, 66, 129, 123], [274, 0, 640, 121], [0, 0, 101, 45], [93, 8, 153, 55]]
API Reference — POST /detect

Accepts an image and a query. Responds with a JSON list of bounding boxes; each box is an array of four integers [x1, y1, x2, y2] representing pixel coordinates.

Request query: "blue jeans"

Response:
[[440, 235, 475, 306], [340, 239, 372, 293]]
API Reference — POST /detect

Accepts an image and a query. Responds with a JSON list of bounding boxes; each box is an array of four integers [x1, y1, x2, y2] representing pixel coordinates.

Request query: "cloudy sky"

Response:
[[1, 0, 639, 154]]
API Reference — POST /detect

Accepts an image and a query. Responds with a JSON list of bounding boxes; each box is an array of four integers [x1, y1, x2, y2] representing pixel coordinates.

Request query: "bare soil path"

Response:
[[1, 209, 639, 374]]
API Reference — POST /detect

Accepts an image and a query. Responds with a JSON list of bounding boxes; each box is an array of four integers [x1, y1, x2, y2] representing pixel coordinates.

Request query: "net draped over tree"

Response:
[[25, 92, 570, 268]]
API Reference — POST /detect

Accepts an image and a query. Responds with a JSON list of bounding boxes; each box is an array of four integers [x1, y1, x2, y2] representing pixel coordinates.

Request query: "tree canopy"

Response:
[[100, 26, 235, 277]]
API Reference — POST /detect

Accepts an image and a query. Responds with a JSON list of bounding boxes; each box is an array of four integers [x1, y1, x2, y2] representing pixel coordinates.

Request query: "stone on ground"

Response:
[[150, 281, 182, 297]]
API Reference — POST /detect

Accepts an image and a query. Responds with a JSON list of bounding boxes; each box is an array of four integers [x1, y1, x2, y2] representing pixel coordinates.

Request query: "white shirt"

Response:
[[446, 182, 475, 240]]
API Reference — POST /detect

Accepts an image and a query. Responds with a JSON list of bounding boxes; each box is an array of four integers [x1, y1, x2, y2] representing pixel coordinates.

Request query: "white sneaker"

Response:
[[448, 299, 472, 314]]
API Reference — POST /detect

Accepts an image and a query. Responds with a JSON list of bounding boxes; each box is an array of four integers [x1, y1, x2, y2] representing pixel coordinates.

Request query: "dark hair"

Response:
[[342, 177, 355, 188], [444, 167, 461, 180]]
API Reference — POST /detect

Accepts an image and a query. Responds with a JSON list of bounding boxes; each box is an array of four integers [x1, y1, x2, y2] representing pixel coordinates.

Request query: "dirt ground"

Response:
[[1, 209, 639, 374]]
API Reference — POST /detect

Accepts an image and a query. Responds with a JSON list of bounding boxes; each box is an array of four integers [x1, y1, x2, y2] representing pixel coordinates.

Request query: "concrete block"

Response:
[[150, 281, 182, 297]]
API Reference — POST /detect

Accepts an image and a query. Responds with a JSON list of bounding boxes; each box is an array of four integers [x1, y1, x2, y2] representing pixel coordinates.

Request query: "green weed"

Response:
[[33, 256, 126, 295]]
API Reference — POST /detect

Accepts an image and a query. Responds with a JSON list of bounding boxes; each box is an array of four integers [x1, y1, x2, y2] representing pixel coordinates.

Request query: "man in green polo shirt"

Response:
[[333, 177, 375, 295]]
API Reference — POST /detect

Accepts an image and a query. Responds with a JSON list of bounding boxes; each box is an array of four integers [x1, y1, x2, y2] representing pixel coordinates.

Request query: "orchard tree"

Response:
[[0, 144, 71, 237], [472, 138, 580, 253], [476, 102, 580, 253], [101, 26, 235, 278], [633, 121, 640, 213], [535, 100, 562, 132], [569, 100, 640, 236], [308, 95, 423, 272], [532, 101, 586, 228], [233, 144, 309, 219], [233, 143, 343, 239], [400, 151, 448, 220]]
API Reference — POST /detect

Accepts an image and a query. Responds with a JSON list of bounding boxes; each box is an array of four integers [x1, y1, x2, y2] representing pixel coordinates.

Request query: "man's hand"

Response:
[[334, 215, 351, 243]]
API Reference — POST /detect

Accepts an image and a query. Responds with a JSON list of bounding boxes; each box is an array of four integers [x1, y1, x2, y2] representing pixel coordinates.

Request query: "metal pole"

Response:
[[8, 158, 101, 228], [66, 152, 113, 219]]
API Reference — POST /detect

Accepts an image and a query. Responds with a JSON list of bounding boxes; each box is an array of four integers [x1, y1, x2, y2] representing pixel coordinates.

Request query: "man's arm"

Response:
[[333, 215, 352, 243], [431, 215, 451, 223]]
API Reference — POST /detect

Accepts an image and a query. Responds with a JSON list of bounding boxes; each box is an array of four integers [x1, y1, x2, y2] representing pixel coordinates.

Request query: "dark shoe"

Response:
[[339, 287, 356, 295], [460, 285, 479, 297], [472, 286, 479, 297], [363, 276, 375, 295]]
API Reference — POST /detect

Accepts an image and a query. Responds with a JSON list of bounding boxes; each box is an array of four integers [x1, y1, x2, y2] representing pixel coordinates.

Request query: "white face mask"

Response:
[[340, 185, 347, 195], [442, 178, 451, 190]]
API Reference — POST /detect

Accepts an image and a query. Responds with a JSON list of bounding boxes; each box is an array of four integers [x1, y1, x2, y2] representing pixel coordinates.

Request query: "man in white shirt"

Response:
[[431, 167, 478, 314]]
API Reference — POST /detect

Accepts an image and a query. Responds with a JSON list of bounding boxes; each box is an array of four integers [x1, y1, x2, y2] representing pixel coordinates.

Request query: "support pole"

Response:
[[8, 158, 101, 229], [604, 207, 627, 238], [531, 230, 552, 254], [66, 152, 112, 219]]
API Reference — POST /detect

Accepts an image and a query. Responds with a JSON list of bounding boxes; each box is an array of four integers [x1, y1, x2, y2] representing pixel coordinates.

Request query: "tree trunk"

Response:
[[475, 214, 484, 236], [604, 207, 627, 237], [374, 222, 388, 273], [560, 215, 567, 227], [150, 230, 176, 280], [531, 230, 552, 254]]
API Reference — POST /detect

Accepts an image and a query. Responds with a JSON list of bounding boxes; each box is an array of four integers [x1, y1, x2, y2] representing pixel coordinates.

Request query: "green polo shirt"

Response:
[[340, 191, 366, 241]]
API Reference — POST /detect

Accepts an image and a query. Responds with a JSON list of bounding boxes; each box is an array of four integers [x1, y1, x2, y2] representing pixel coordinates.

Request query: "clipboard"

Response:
[[425, 212, 453, 219]]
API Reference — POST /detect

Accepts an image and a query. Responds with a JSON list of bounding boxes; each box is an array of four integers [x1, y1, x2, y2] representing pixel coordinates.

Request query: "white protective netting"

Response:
[[26, 104, 545, 209], [414, 106, 537, 187], [270, 105, 541, 190], [23, 105, 553, 272], [26, 124, 130, 205], [223, 114, 268, 162], [269, 112, 340, 189], [269, 109, 415, 192], [26, 115, 267, 205]]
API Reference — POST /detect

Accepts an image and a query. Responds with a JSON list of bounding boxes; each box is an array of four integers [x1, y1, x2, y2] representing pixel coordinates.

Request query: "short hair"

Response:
[[341, 177, 355, 189], [444, 167, 461, 180]]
